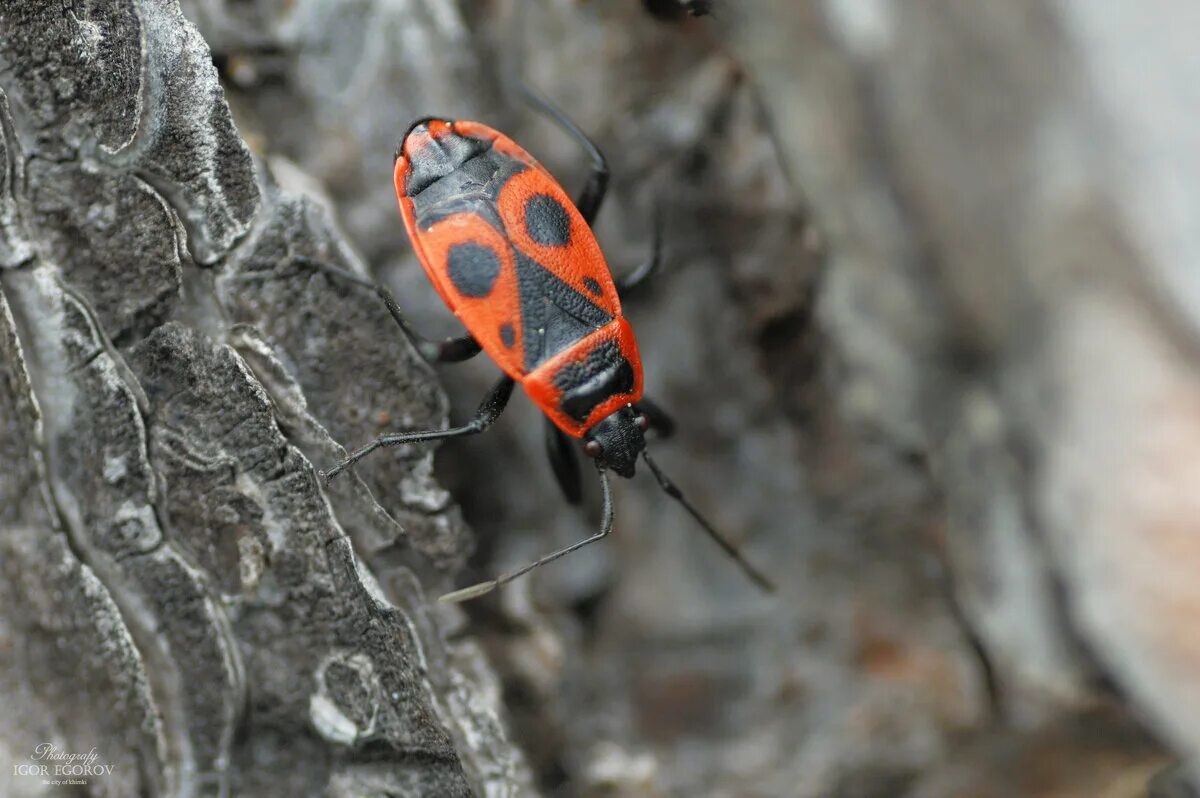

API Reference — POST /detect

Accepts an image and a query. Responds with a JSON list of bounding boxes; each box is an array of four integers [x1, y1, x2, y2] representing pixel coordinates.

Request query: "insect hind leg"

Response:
[[616, 203, 664, 297], [517, 81, 610, 226]]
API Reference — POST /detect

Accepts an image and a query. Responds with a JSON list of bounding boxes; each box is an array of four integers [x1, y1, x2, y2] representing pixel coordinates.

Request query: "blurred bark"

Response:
[[3, 1, 1200, 797]]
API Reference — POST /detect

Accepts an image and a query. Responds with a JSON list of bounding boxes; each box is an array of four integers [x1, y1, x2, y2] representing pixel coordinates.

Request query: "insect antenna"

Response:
[[439, 464, 615, 603], [641, 450, 776, 593]]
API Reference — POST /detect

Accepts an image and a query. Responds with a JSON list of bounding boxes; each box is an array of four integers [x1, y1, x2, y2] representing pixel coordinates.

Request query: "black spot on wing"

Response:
[[500, 323, 515, 348], [524, 193, 572, 247], [515, 251, 613, 370], [583, 277, 602, 297], [448, 243, 501, 298], [553, 342, 635, 422]]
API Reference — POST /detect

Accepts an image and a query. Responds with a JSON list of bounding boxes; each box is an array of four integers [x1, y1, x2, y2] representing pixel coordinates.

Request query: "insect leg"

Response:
[[372, 284, 482, 363], [616, 203, 663, 297], [517, 81, 610, 226], [544, 419, 583, 505], [439, 464, 614, 603], [300, 256, 481, 363], [321, 375, 515, 482], [641, 450, 776, 593], [633, 396, 675, 439]]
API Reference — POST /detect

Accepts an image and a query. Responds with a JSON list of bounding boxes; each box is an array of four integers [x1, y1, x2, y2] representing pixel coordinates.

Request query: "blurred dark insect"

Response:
[[641, 0, 713, 22]]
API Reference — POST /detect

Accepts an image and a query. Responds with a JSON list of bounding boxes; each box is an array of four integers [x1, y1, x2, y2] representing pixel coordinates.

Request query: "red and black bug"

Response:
[[321, 87, 773, 602]]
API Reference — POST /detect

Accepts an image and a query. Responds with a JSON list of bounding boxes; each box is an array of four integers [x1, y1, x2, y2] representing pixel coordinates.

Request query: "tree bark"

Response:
[[4, 1, 1200, 797], [0, 2, 529, 796]]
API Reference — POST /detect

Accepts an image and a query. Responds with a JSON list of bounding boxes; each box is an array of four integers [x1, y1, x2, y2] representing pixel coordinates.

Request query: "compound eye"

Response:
[[635, 414, 650, 432], [584, 440, 603, 458]]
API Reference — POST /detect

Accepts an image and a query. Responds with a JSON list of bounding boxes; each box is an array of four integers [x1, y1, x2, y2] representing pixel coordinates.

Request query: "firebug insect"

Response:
[[321, 86, 773, 603]]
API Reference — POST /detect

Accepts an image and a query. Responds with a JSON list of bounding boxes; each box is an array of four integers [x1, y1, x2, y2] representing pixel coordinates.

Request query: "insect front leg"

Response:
[[633, 397, 675, 439], [321, 375, 515, 482], [544, 419, 583, 505]]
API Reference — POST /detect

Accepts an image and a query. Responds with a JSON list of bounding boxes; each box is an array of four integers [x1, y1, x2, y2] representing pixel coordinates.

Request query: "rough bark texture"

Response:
[[0, 1, 528, 796], [2, 1, 1199, 797]]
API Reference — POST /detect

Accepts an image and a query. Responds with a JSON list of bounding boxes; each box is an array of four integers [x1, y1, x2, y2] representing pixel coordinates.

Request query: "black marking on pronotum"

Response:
[[524, 193, 572, 247], [448, 242, 501, 298], [500, 323, 515, 348], [554, 341, 635, 422], [583, 277, 602, 297], [515, 251, 612, 370]]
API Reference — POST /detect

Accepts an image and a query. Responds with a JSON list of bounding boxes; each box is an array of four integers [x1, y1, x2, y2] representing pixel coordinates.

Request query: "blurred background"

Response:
[[2, 1, 1199, 796]]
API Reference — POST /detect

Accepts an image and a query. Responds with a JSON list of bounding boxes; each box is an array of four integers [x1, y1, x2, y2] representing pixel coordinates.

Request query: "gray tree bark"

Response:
[[0, 1, 529, 796], [3, 1, 1200, 797]]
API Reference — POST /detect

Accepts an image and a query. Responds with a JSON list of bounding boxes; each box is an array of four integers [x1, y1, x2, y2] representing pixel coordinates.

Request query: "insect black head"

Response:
[[583, 406, 646, 478]]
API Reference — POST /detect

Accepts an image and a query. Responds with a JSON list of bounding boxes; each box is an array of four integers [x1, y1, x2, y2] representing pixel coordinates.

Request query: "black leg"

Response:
[[642, 450, 776, 594], [619, 200, 667, 297], [299, 256, 481, 364], [634, 396, 675, 439], [321, 375, 515, 482], [372, 285, 481, 363], [544, 419, 583, 505], [616, 203, 663, 297], [518, 81, 609, 226], [439, 464, 614, 603]]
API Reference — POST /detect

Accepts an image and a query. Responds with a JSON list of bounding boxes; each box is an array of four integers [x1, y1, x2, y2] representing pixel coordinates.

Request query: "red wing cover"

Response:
[[395, 119, 624, 379], [394, 119, 643, 435]]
